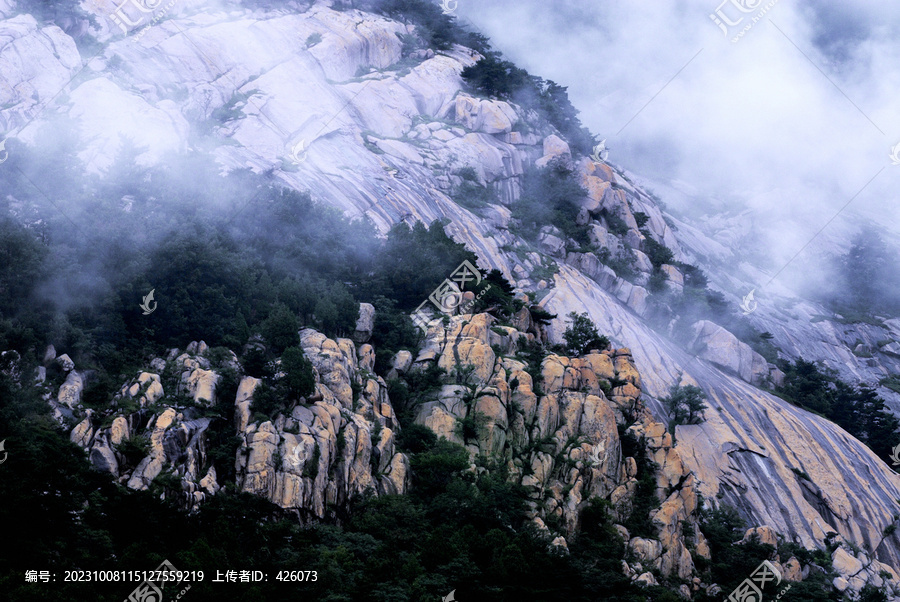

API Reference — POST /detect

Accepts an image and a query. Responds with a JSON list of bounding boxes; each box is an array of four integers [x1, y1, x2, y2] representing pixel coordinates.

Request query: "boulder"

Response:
[[628, 537, 663, 565], [352, 303, 376, 344], [90, 442, 119, 476], [783, 557, 803, 582], [56, 354, 75, 372], [689, 320, 769, 385], [58, 371, 84, 408], [454, 95, 518, 134], [535, 135, 571, 168], [740, 526, 779, 547], [634, 572, 658, 587]]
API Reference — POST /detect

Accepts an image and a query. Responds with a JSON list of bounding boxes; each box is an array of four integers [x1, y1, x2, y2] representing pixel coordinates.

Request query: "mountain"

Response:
[[2, 0, 900, 599]]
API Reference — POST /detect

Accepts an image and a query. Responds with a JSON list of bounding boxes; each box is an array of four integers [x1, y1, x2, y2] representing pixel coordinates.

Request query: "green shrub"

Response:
[[640, 231, 675, 268], [662, 384, 708, 431], [511, 162, 590, 246], [116, 435, 150, 466], [562, 312, 609, 356], [281, 346, 316, 398]]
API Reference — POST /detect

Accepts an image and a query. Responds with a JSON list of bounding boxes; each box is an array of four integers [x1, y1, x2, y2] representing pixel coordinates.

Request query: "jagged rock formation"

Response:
[[39, 307, 899, 597], [58, 332, 407, 518], [4, 0, 900, 597], [410, 312, 703, 584]]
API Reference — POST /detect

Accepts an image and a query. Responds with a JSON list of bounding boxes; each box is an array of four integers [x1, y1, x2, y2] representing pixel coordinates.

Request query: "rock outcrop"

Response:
[[5, 0, 900, 595], [58, 337, 408, 516]]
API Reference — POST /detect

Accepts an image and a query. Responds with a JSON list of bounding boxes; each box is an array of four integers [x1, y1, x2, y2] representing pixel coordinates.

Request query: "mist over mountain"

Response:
[[1, 0, 900, 600]]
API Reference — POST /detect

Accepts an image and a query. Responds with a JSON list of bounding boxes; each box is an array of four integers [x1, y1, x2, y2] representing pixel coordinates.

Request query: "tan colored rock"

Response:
[[741, 526, 778, 547], [56, 353, 75, 372], [833, 576, 850, 592], [629, 537, 663, 565], [391, 350, 413, 374], [235, 376, 260, 432], [831, 546, 863, 576], [110, 416, 130, 445], [695, 530, 711, 559], [454, 95, 518, 134], [634, 572, 658, 587], [185, 368, 219, 405], [71, 415, 93, 448], [58, 371, 84, 408], [783, 557, 803, 582], [301, 329, 354, 408], [358, 344, 375, 372], [625, 457, 638, 478], [660, 541, 694, 580]]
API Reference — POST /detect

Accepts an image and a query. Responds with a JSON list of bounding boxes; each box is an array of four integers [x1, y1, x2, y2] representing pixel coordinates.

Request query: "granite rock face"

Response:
[[4, 0, 900, 593]]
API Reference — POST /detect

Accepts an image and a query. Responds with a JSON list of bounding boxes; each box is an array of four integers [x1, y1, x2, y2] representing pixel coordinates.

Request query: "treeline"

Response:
[[349, 0, 595, 154], [0, 359, 671, 602], [810, 228, 900, 320], [0, 133, 506, 389]]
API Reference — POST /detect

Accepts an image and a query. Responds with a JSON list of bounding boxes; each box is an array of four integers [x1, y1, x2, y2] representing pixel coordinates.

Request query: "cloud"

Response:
[[458, 0, 900, 275]]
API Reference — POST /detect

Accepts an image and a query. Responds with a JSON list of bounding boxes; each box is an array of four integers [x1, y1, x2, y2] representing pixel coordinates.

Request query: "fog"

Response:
[[458, 0, 900, 289]]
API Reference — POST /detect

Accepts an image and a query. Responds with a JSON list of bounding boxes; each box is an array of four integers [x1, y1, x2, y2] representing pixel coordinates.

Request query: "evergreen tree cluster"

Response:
[[776, 359, 900, 465]]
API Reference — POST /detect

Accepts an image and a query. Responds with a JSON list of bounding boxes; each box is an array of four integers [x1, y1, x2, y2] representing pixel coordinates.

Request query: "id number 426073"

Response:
[[276, 570, 317, 582]]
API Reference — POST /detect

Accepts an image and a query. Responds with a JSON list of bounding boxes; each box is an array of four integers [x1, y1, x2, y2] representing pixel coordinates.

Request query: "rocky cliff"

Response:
[[3, 0, 900, 597], [36, 305, 898, 597]]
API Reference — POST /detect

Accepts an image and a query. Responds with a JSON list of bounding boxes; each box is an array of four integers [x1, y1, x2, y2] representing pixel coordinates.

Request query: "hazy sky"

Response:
[[458, 0, 900, 265]]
